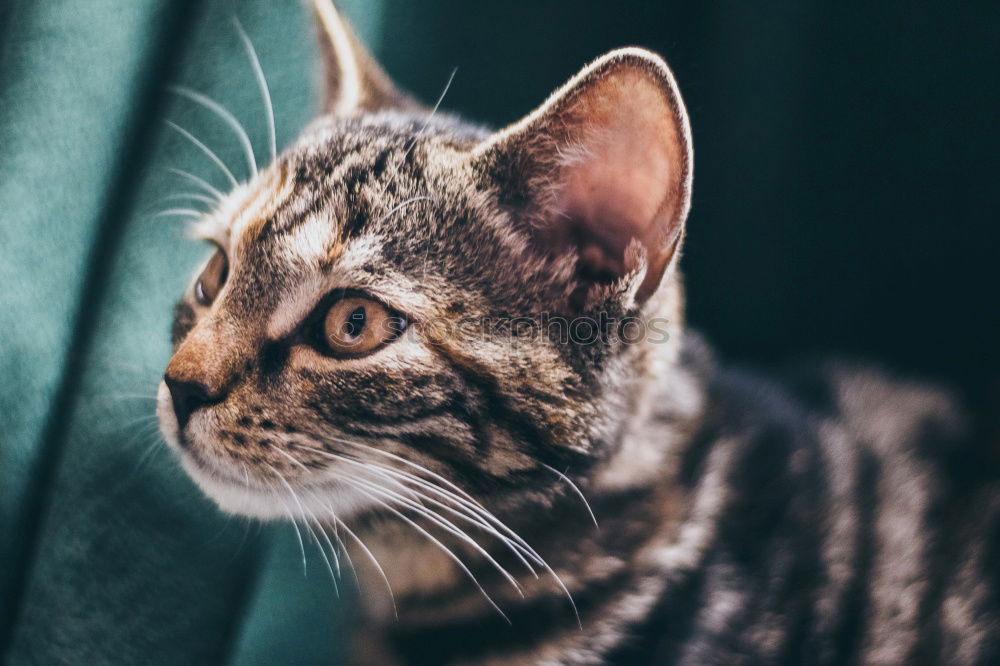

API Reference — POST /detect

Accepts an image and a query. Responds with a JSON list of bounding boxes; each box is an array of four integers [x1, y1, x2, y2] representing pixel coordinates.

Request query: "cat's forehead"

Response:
[[226, 113, 482, 249], [192, 113, 492, 331]]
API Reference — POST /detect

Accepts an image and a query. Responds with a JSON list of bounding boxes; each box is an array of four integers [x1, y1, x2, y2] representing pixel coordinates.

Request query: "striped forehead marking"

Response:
[[233, 162, 293, 244]]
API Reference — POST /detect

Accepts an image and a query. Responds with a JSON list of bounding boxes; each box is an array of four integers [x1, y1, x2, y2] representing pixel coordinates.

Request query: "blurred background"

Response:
[[0, 1, 997, 663]]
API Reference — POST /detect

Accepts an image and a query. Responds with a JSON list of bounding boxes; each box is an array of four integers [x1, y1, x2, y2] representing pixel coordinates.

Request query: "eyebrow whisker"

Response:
[[234, 17, 277, 164], [165, 167, 225, 202], [170, 85, 258, 178], [166, 120, 240, 189]]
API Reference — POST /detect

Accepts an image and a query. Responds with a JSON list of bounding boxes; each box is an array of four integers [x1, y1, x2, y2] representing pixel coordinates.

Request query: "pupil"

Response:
[[344, 306, 367, 338]]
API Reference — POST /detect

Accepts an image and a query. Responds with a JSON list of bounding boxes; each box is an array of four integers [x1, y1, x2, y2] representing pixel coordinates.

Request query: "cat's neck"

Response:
[[347, 325, 711, 649]]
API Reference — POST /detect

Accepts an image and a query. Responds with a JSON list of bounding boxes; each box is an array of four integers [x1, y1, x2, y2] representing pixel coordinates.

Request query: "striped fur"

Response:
[[157, 3, 1000, 663], [341, 339, 1000, 665]]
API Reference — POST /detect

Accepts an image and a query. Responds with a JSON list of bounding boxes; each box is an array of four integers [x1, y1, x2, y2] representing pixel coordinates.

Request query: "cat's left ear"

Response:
[[474, 48, 693, 306], [311, 0, 421, 115]]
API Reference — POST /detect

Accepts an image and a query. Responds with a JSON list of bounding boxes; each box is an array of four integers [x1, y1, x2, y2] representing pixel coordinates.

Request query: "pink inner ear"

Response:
[[550, 71, 683, 292]]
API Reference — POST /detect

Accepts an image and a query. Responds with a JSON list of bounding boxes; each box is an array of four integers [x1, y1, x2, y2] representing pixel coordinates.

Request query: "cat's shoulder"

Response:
[[680, 334, 971, 468], [783, 358, 970, 462]]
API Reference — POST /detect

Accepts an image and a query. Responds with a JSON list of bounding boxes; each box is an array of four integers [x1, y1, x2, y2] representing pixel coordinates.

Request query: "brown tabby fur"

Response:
[[158, 2, 1000, 664]]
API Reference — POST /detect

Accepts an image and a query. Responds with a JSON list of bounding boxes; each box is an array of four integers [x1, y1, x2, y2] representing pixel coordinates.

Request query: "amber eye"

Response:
[[194, 249, 228, 306], [322, 296, 405, 357]]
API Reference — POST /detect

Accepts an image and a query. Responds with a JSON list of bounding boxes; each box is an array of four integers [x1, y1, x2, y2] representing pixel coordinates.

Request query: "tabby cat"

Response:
[[156, 2, 1000, 663]]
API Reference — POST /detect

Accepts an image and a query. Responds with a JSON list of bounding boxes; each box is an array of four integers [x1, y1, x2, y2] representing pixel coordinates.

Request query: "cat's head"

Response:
[[157, 0, 692, 520]]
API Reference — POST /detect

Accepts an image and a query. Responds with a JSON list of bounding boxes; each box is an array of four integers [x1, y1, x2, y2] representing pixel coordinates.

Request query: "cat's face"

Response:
[[157, 1, 692, 522]]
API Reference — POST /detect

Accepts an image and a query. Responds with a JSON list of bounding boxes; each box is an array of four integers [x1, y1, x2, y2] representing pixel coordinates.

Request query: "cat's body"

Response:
[[352, 337, 1000, 665], [157, 2, 999, 664]]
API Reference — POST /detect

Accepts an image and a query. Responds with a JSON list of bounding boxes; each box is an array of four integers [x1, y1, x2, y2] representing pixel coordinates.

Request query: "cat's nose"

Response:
[[164, 375, 220, 432], [163, 317, 241, 433]]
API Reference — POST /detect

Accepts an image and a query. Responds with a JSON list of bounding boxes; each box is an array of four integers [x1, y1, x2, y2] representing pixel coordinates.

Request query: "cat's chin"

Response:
[[178, 454, 290, 519], [177, 452, 374, 521]]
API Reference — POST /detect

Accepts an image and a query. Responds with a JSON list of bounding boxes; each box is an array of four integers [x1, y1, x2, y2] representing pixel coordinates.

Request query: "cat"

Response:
[[156, 1, 1000, 663]]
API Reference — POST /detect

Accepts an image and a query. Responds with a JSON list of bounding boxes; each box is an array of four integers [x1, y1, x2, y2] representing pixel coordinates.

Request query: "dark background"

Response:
[[383, 2, 1000, 409]]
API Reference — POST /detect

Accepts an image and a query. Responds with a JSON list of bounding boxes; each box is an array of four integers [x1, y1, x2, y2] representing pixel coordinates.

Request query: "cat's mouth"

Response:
[[156, 381, 371, 519]]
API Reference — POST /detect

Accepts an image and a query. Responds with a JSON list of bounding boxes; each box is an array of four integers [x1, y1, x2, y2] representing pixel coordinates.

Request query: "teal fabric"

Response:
[[2, 1, 996, 664], [0, 1, 374, 662], [0, 0, 174, 621]]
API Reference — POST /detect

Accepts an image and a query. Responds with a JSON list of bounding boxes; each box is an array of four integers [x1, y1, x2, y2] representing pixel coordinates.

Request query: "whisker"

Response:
[[273, 447, 309, 472], [340, 473, 524, 596], [166, 167, 224, 202], [123, 431, 167, 485], [298, 444, 537, 576], [88, 392, 160, 404], [397, 67, 457, 183], [425, 68, 458, 122], [233, 17, 276, 164], [166, 120, 239, 188], [542, 463, 599, 529], [115, 414, 163, 434], [329, 436, 478, 502], [335, 452, 542, 573], [331, 458, 424, 505], [158, 192, 221, 208], [153, 208, 203, 220], [381, 67, 458, 199], [399, 67, 456, 164], [300, 508, 340, 594], [121, 419, 162, 451], [307, 513, 342, 579], [228, 499, 256, 564], [310, 496, 363, 593], [264, 463, 308, 576], [170, 85, 257, 177], [285, 514, 309, 577], [269, 464, 345, 594], [288, 482, 345, 580], [322, 436, 580, 625], [327, 506, 398, 619], [325, 437, 544, 564], [341, 475, 510, 624], [367, 466, 539, 577]]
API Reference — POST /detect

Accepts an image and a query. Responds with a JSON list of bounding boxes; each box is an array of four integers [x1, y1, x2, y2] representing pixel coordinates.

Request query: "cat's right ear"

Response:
[[311, 0, 421, 115]]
